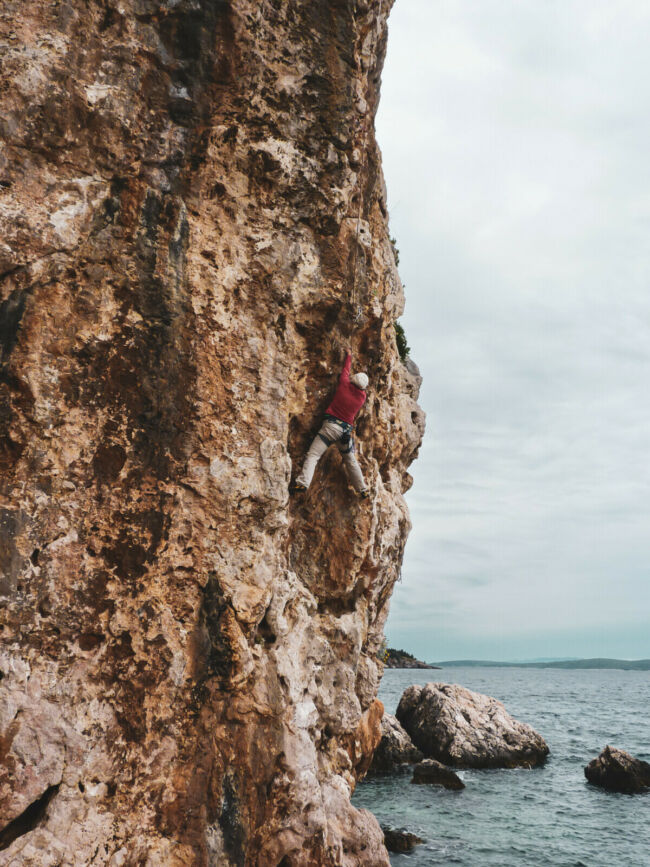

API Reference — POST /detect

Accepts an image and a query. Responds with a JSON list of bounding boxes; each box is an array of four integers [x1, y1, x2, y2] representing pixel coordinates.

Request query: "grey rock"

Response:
[[403, 357, 422, 396], [368, 713, 423, 774], [584, 746, 650, 793], [411, 758, 465, 790], [396, 682, 549, 769]]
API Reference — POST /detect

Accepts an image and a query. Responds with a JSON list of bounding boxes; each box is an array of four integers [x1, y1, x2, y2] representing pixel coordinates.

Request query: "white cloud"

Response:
[[379, 0, 650, 660]]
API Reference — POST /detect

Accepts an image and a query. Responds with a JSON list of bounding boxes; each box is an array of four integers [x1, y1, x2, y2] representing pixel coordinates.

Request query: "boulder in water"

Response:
[[368, 713, 423, 774], [381, 826, 423, 853], [396, 683, 549, 769], [584, 746, 650, 793], [411, 758, 464, 789]]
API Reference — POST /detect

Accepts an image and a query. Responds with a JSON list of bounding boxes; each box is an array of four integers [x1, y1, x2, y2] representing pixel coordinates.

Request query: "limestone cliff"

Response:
[[0, 2, 424, 864]]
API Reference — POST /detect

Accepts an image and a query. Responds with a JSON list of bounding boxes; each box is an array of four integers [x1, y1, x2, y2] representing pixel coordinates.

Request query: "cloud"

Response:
[[378, 0, 650, 660]]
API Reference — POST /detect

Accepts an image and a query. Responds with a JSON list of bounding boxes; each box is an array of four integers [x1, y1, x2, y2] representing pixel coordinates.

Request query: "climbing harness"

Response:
[[321, 414, 355, 451], [323, 414, 353, 433]]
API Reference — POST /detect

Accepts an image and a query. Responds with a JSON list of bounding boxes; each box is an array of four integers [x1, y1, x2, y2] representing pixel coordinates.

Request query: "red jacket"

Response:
[[325, 353, 366, 425]]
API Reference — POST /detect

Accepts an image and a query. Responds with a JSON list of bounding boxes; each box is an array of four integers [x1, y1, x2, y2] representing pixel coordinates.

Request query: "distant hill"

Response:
[[385, 648, 441, 669], [434, 658, 650, 671]]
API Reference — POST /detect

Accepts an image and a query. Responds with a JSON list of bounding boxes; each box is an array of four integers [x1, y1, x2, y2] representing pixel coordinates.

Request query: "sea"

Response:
[[352, 667, 650, 867]]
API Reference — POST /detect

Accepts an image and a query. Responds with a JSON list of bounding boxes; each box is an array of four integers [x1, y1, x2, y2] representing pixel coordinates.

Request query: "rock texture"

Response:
[[0, 1, 424, 865], [411, 759, 464, 790], [584, 746, 650, 794], [368, 712, 422, 774], [396, 683, 549, 769]]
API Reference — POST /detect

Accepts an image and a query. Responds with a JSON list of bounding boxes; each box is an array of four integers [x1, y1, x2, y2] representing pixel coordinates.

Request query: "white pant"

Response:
[[296, 419, 366, 493]]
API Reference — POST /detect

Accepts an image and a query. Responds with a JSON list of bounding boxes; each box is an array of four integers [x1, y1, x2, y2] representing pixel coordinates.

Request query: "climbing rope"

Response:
[[349, 1, 370, 322], [350, 129, 368, 324], [349, 0, 385, 323]]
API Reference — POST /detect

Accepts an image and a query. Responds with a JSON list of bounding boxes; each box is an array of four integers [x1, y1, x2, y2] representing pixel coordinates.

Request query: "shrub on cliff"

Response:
[[394, 321, 410, 361]]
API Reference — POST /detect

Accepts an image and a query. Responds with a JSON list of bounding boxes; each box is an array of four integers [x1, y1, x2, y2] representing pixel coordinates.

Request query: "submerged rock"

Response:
[[411, 758, 465, 790], [368, 713, 423, 774], [396, 683, 549, 769], [381, 826, 424, 853], [584, 746, 650, 793]]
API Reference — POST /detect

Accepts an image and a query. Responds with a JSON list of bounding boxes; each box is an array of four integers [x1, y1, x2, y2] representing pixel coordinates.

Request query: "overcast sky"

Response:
[[378, 0, 650, 661]]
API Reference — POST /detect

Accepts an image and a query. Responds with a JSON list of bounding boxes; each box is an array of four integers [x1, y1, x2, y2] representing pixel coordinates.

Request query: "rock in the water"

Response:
[[381, 826, 424, 853], [584, 746, 650, 793], [396, 683, 549, 769], [368, 713, 423, 773], [411, 758, 465, 789]]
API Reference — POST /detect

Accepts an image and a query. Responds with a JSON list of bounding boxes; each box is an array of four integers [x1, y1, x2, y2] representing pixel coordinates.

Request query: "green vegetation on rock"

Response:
[[394, 321, 410, 361]]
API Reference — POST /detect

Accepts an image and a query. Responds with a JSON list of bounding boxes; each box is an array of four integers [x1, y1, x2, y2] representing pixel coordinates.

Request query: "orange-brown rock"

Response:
[[0, 1, 424, 865]]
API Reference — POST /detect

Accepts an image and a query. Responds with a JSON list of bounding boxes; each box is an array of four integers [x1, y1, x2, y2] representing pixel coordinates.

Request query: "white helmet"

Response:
[[350, 372, 369, 390]]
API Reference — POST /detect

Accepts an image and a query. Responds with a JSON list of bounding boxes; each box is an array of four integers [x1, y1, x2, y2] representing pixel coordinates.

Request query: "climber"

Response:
[[291, 349, 369, 499]]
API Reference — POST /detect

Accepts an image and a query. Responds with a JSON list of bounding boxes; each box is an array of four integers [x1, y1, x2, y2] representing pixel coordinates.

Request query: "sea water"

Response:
[[352, 667, 650, 866]]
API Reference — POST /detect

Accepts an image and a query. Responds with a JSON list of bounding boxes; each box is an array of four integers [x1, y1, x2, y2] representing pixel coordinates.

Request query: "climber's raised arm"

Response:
[[339, 349, 352, 385]]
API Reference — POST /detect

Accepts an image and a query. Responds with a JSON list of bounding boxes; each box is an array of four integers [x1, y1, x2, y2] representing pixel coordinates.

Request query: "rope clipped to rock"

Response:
[[349, 0, 384, 324], [350, 126, 369, 324]]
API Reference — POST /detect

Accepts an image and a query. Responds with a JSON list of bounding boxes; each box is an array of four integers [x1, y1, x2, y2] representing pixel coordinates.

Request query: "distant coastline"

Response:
[[433, 658, 650, 671], [384, 648, 441, 669]]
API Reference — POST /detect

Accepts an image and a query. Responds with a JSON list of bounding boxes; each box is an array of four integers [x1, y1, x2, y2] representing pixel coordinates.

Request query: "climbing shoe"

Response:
[[290, 481, 307, 494], [359, 489, 370, 500]]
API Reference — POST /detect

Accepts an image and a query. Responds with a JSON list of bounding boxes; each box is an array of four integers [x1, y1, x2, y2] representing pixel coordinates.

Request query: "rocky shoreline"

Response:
[[369, 681, 547, 777], [368, 682, 648, 800], [362, 678, 650, 861], [365, 680, 548, 855]]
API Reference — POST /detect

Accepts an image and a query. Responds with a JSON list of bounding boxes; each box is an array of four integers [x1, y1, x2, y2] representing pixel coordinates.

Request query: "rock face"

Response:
[[0, 2, 424, 865], [584, 746, 650, 794], [368, 713, 423, 774], [411, 759, 464, 790], [396, 684, 549, 769]]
